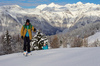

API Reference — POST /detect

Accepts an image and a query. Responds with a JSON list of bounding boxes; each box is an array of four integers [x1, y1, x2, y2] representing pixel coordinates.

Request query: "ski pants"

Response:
[[23, 36, 30, 53]]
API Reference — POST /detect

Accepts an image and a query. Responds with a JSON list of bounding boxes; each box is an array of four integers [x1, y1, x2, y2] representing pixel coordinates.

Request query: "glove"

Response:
[[21, 36, 23, 39], [34, 28, 36, 32]]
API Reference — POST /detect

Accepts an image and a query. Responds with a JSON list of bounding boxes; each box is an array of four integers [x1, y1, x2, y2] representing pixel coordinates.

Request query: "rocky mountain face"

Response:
[[0, 2, 100, 35]]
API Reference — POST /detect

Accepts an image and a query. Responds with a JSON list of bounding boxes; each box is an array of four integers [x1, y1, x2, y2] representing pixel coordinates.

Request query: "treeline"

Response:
[[48, 22, 100, 48], [1, 21, 100, 55], [48, 35, 88, 48]]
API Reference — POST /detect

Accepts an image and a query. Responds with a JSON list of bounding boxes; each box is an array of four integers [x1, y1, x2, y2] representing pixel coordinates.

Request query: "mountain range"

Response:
[[0, 2, 100, 35]]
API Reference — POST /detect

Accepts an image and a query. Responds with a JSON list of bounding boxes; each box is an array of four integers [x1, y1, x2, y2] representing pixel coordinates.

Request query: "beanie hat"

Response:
[[26, 19, 30, 23]]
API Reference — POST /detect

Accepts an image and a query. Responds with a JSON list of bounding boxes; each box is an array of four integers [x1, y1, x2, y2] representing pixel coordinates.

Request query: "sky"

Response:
[[0, 0, 100, 8]]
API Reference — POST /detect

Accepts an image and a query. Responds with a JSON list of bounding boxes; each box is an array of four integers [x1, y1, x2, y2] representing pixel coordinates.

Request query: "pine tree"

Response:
[[2, 30, 13, 54], [30, 30, 49, 50]]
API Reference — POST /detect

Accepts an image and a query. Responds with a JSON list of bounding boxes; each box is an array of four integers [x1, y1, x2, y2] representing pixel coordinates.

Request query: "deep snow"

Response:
[[0, 47, 100, 66]]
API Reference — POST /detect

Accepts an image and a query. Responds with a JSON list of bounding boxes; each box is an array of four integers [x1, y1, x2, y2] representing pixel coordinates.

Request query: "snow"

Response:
[[48, 3, 56, 7], [36, 4, 47, 10], [0, 2, 100, 35], [0, 2, 100, 29], [0, 47, 100, 66], [76, 2, 83, 5], [47, 3, 62, 8], [88, 32, 100, 44]]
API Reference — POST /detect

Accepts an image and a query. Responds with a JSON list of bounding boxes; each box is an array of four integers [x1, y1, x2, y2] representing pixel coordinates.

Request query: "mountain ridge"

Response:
[[0, 2, 100, 35]]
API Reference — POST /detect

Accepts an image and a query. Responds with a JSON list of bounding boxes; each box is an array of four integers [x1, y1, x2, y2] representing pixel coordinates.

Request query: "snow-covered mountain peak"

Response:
[[36, 4, 47, 10], [0, 5, 21, 10], [36, 2, 62, 10], [48, 3, 56, 7], [85, 3, 92, 5], [11, 5, 20, 8], [47, 2, 61, 8], [76, 2, 83, 5]]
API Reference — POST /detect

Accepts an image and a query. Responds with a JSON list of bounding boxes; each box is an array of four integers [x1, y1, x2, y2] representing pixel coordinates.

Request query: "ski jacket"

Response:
[[21, 23, 36, 40]]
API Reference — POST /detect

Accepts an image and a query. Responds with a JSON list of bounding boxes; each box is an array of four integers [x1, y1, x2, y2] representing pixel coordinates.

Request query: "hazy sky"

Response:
[[0, 0, 100, 8]]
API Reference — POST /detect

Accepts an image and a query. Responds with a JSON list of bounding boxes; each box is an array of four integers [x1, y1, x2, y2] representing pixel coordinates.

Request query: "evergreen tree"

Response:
[[30, 30, 49, 50], [2, 30, 13, 54]]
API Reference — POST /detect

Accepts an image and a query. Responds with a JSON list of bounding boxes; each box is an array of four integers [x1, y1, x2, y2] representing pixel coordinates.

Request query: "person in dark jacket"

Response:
[[21, 19, 36, 55]]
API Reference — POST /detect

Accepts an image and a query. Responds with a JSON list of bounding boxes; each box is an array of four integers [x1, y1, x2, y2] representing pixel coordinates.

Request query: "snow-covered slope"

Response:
[[0, 47, 100, 66], [88, 31, 100, 44]]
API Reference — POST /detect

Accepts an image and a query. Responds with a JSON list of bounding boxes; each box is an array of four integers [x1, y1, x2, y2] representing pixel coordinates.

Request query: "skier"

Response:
[[21, 19, 36, 55], [42, 44, 48, 50]]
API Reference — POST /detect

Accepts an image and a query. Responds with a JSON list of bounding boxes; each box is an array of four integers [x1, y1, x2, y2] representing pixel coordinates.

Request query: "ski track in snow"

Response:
[[0, 47, 100, 66]]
